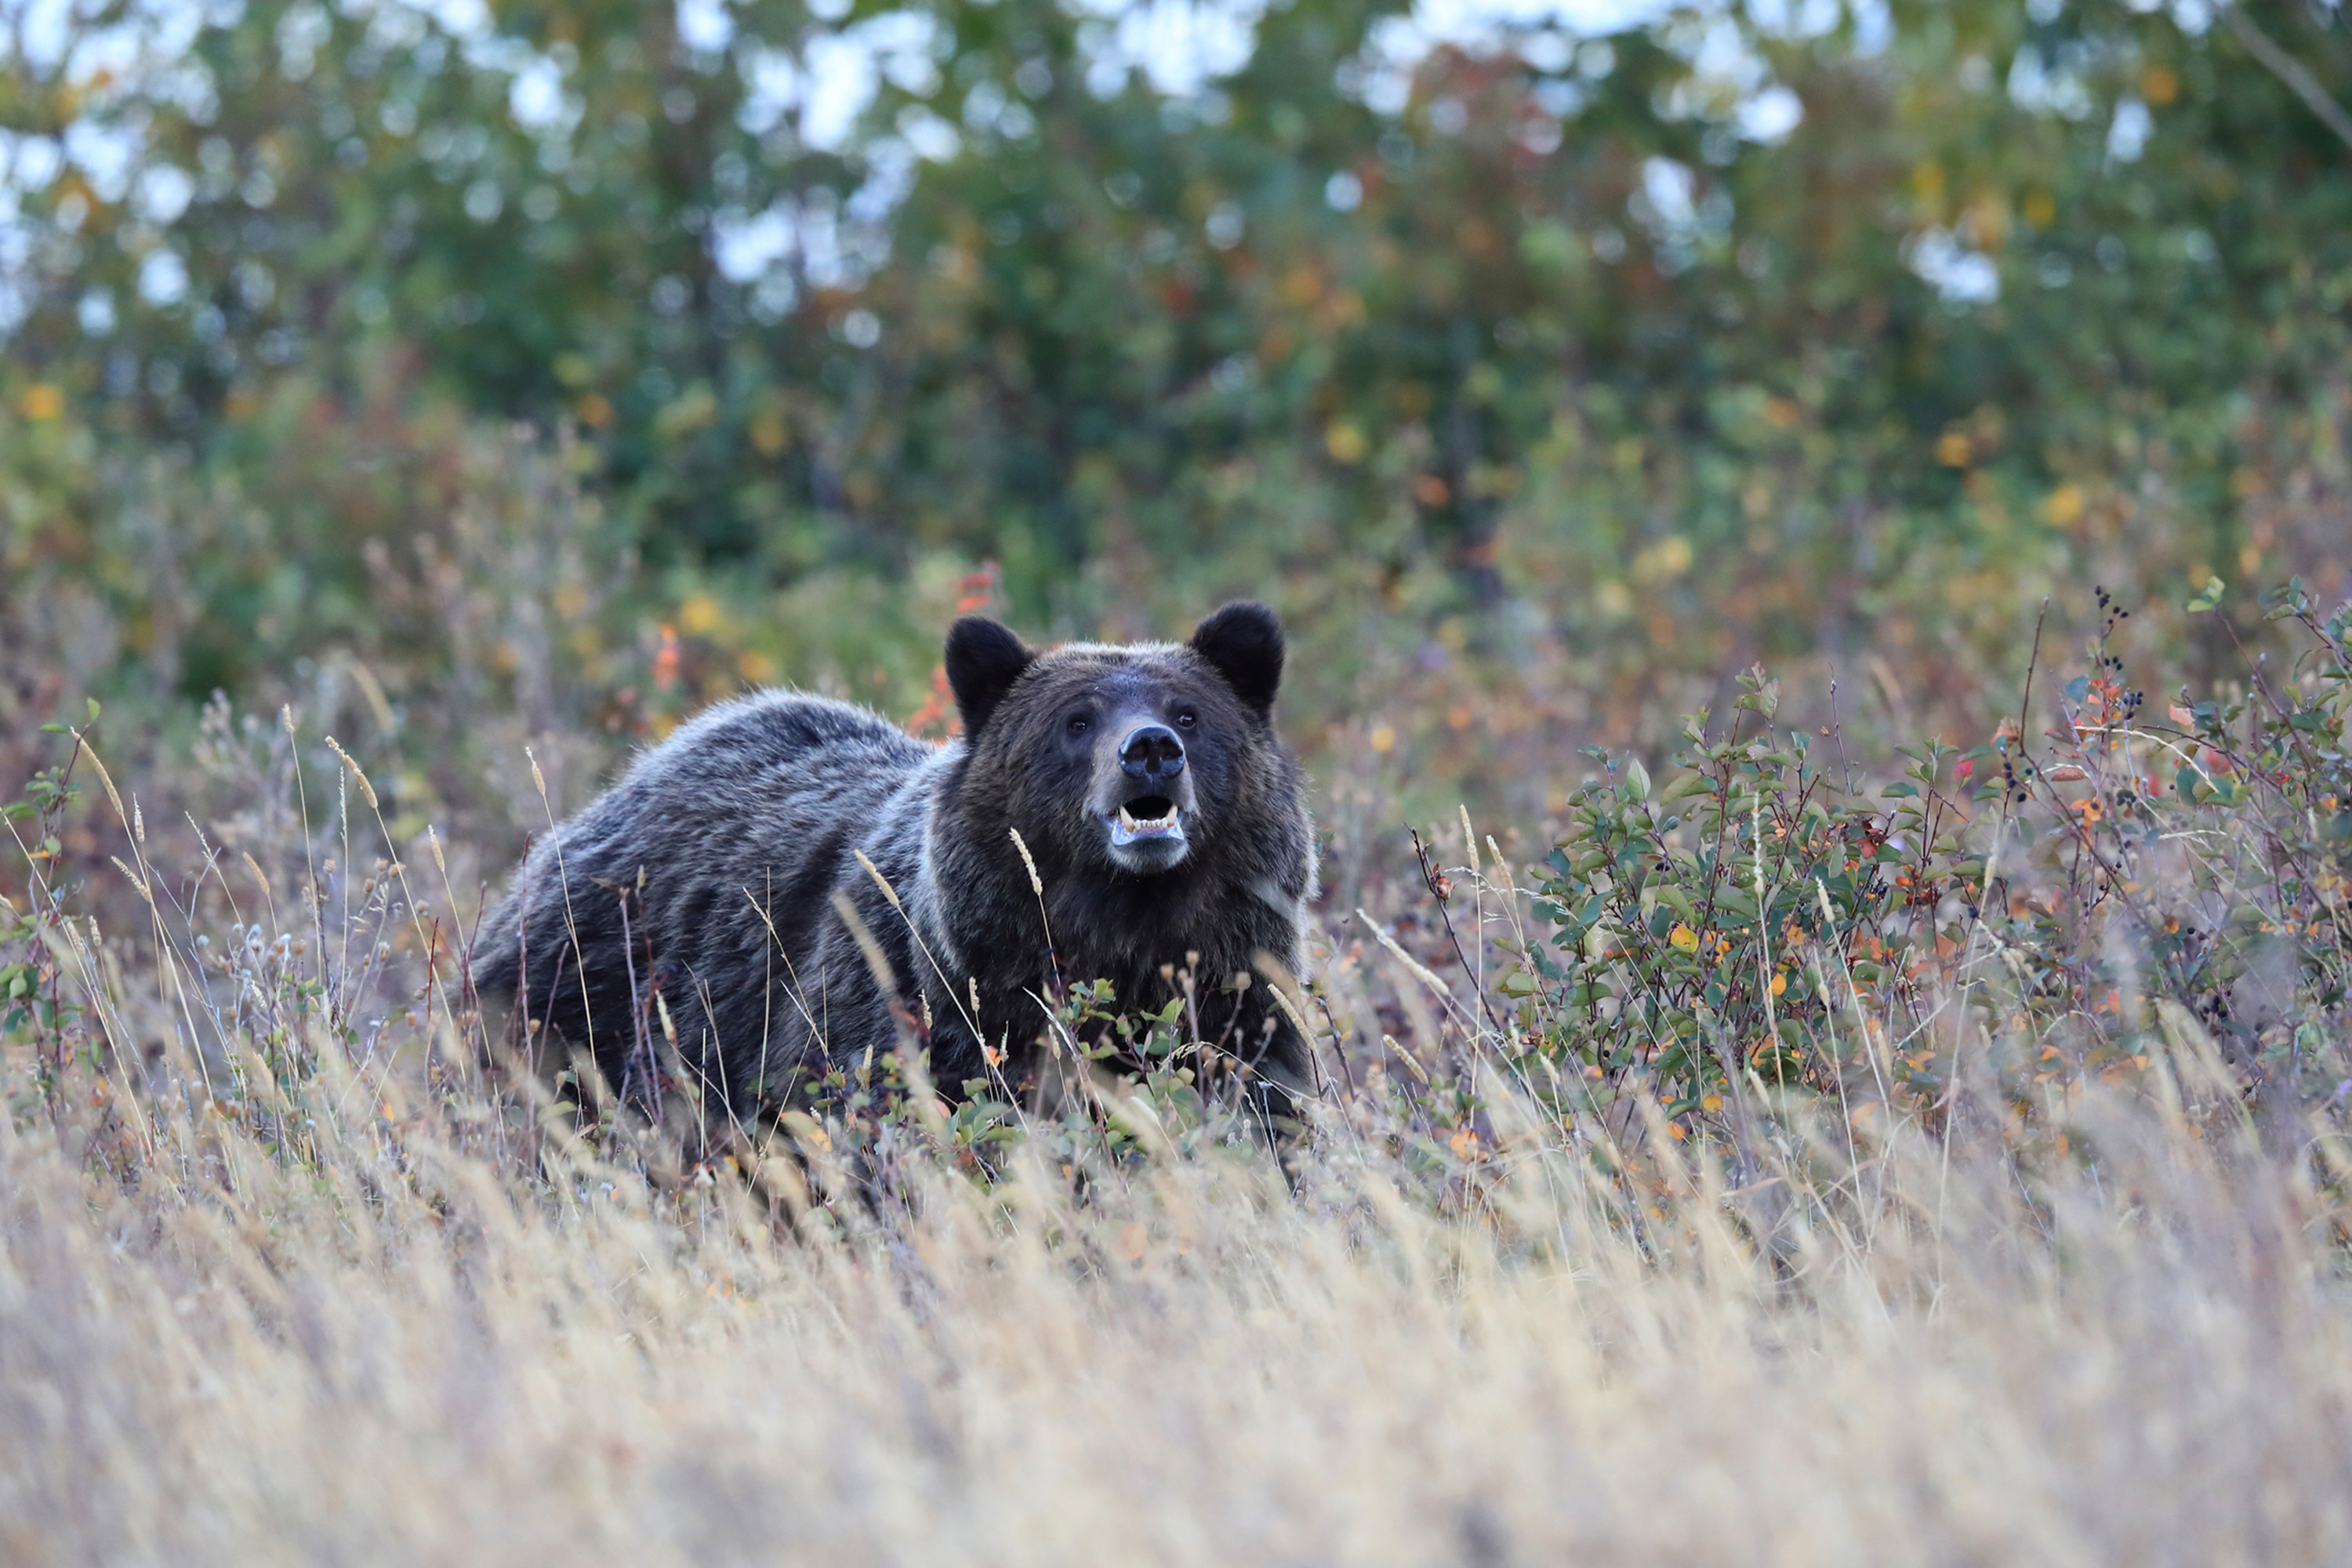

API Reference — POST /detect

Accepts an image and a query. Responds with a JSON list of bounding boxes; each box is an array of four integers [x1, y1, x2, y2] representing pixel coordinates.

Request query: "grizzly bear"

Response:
[[468, 601, 1317, 1126]]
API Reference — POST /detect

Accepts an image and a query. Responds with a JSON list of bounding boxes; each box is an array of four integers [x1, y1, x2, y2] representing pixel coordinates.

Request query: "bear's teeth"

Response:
[[1119, 805, 1138, 831]]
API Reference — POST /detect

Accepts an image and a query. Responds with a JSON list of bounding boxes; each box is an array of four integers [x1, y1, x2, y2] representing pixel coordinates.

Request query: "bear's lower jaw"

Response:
[[1105, 799, 1189, 871]]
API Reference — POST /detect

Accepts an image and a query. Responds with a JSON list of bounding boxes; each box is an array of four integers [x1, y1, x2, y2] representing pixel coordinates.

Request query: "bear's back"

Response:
[[557, 691, 935, 879], [636, 690, 931, 795], [470, 691, 942, 1093]]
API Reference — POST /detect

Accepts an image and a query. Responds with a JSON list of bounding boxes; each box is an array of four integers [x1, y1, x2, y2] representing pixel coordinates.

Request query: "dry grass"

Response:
[[5, 1052, 2350, 1564], [6, 701, 2352, 1566]]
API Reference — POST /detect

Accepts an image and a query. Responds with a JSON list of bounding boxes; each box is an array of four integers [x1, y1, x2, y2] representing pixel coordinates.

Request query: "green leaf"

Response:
[[1659, 771, 1715, 804]]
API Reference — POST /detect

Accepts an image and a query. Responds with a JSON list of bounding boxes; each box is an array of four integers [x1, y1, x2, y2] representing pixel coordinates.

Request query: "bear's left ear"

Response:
[[946, 617, 1035, 740], [1189, 601, 1284, 720]]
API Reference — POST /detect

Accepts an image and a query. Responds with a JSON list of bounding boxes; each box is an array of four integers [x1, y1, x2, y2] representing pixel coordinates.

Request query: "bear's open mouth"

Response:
[[1110, 795, 1184, 847]]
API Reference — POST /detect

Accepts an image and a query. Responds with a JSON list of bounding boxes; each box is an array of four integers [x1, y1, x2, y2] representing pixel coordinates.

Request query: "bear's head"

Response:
[[943, 601, 1289, 877]]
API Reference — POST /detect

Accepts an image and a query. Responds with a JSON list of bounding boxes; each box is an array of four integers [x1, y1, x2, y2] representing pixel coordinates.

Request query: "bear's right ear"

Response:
[[945, 617, 1035, 740]]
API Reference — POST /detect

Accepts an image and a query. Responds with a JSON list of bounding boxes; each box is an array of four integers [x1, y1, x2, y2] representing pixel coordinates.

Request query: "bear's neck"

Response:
[[932, 836, 1258, 1000]]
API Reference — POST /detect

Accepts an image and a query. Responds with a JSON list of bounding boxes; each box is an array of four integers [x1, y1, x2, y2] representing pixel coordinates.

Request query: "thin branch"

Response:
[[2221, 2, 2352, 156], [1409, 828, 1507, 1036]]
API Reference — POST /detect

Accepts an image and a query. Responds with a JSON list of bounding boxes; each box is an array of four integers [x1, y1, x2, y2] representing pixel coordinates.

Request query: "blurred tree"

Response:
[[1, 0, 2347, 710]]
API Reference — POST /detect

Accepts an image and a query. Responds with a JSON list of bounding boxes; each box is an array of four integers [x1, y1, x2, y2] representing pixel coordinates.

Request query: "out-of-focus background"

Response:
[[2, 0, 2347, 852]]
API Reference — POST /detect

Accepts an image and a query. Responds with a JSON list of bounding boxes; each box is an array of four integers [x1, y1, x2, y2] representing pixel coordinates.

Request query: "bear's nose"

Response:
[[1119, 724, 1186, 782]]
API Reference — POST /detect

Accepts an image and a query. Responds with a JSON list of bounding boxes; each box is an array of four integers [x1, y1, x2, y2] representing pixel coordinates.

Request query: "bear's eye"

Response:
[[1175, 710, 1197, 729], [1066, 714, 1091, 735]]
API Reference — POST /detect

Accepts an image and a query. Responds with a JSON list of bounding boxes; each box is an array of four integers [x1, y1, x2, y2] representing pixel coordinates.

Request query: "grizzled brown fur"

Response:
[[469, 602, 1316, 1123]]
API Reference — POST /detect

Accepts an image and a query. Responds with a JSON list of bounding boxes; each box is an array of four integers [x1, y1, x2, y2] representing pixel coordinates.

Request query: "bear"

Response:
[[467, 601, 1318, 1130]]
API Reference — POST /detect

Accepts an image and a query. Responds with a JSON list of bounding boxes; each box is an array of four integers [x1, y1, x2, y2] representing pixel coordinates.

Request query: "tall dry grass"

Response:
[[6, 624, 2352, 1563], [5, 1025, 2349, 1563]]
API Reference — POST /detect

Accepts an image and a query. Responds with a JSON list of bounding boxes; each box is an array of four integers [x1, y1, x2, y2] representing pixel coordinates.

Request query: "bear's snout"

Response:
[[1097, 717, 1197, 870], [1118, 724, 1187, 785]]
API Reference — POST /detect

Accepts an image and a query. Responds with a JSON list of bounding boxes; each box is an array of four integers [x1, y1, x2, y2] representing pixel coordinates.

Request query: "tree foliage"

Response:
[[2, 0, 2348, 728]]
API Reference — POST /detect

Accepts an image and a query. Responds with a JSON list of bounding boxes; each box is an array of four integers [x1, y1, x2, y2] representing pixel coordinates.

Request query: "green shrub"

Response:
[[1498, 581, 2350, 1148]]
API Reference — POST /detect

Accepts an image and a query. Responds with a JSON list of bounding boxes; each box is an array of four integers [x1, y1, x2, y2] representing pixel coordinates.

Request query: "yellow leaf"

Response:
[[2044, 481, 2085, 528]]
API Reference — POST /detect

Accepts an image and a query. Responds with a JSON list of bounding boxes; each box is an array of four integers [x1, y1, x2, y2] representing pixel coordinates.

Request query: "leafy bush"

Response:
[[1494, 582, 2350, 1147]]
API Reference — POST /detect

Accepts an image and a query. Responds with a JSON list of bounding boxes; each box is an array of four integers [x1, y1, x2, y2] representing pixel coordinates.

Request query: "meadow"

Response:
[[5, 575, 2349, 1563]]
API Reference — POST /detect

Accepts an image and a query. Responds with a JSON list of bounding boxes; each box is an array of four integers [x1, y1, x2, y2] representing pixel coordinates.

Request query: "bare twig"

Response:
[[1409, 827, 1505, 1036], [2220, 2, 2352, 156]]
